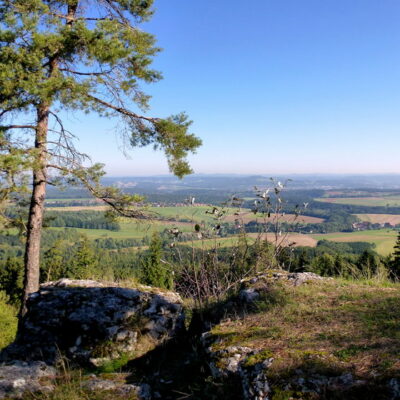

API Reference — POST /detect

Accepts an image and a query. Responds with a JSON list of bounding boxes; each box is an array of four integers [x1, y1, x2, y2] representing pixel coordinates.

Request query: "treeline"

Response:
[[0, 235, 143, 304], [287, 241, 388, 280], [45, 211, 120, 231], [308, 200, 400, 216], [46, 200, 100, 208]]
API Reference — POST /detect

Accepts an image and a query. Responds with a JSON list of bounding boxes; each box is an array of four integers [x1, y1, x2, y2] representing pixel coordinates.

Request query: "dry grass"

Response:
[[210, 279, 400, 381], [21, 370, 140, 400]]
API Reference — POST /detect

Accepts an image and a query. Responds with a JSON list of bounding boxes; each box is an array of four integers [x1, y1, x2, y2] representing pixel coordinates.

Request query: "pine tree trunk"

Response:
[[20, 104, 49, 316], [20, 3, 74, 317]]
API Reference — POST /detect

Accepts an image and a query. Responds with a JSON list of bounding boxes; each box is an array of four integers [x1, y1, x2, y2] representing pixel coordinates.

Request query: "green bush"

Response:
[[0, 291, 18, 350]]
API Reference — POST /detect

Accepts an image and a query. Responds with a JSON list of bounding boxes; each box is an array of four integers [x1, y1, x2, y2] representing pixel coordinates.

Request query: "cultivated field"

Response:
[[312, 229, 398, 255], [179, 236, 242, 249], [46, 203, 324, 225], [180, 233, 318, 250], [49, 219, 194, 240], [247, 232, 318, 248], [49, 205, 227, 223], [224, 212, 324, 224], [315, 196, 400, 207], [180, 230, 397, 255], [354, 213, 400, 226]]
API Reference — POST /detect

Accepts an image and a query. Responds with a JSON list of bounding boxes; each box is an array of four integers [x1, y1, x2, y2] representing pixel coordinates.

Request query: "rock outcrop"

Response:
[[0, 361, 56, 399], [1, 279, 184, 368], [240, 271, 328, 303], [82, 375, 151, 399], [202, 333, 273, 400]]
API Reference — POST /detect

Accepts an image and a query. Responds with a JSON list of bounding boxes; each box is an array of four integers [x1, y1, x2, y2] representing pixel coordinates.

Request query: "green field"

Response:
[[178, 229, 399, 255], [149, 206, 222, 223], [46, 198, 96, 203], [47, 205, 233, 223], [49, 219, 194, 240], [312, 229, 398, 255], [179, 236, 242, 249], [315, 196, 400, 207]]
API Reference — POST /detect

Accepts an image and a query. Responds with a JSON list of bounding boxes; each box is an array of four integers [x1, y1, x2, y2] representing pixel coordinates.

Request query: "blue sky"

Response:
[[67, 0, 400, 176]]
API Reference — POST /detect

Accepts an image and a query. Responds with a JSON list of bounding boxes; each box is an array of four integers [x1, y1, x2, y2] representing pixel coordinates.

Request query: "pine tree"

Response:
[[67, 236, 97, 280], [389, 232, 400, 280], [41, 239, 65, 282], [0, 1, 201, 312], [0, 257, 23, 304], [141, 232, 172, 289], [311, 253, 335, 276], [356, 250, 380, 278]]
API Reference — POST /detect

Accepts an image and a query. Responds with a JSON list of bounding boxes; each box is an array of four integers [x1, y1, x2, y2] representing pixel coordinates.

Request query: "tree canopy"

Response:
[[0, 0, 202, 310]]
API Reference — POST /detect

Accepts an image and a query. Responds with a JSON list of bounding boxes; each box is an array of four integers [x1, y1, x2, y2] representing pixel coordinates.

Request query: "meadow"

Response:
[[311, 229, 398, 255], [179, 233, 318, 250], [49, 205, 225, 223], [210, 278, 400, 395], [315, 196, 400, 207], [49, 219, 194, 240], [186, 230, 398, 255], [48, 204, 325, 225]]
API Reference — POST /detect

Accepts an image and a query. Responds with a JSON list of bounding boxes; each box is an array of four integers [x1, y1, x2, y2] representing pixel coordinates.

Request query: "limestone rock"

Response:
[[0, 361, 56, 399], [247, 270, 327, 287], [1, 279, 184, 367], [82, 376, 151, 399], [240, 288, 260, 303], [202, 333, 273, 400]]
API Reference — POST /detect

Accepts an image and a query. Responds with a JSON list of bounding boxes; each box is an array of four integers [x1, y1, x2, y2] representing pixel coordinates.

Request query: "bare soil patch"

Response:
[[355, 213, 400, 225], [224, 212, 324, 224], [248, 232, 318, 248]]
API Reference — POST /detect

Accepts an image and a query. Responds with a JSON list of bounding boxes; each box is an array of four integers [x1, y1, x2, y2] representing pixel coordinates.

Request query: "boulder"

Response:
[[81, 375, 151, 399], [1, 279, 184, 367]]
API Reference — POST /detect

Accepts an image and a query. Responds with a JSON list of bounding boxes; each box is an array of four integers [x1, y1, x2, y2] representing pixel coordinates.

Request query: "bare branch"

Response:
[[48, 12, 112, 22], [86, 94, 159, 123], [0, 125, 36, 130], [46, 163, 148, 219], [59, 68, 111, 76]]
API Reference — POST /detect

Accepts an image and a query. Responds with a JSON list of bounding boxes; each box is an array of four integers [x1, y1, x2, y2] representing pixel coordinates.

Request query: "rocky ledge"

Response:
[[1, 279, 185, 367], [0, 361, 56, 399]]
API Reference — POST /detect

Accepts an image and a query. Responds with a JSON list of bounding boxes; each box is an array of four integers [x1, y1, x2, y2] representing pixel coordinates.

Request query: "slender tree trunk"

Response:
[[19, 3, 76, 318], [20, 104, 49, 316]]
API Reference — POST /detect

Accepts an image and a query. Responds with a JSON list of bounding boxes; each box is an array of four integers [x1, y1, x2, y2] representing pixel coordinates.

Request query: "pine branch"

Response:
[[59, 68, 111, 76], [0, 125, 36, 130], [86, 94, 159, 123]]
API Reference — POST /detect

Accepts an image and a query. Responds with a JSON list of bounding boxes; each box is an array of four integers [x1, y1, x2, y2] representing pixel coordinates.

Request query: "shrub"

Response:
[[0, 291, 18, 350]]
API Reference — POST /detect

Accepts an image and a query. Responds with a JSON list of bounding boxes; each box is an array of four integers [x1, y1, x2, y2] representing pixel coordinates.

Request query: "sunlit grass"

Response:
[[209, 278, 400, 381]]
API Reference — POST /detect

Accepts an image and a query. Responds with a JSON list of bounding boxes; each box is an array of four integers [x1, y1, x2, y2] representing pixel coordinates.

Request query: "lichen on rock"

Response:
[[0, 361, 56, 399], [202, 332, 273, 400], [1, 279, 185, 368]]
